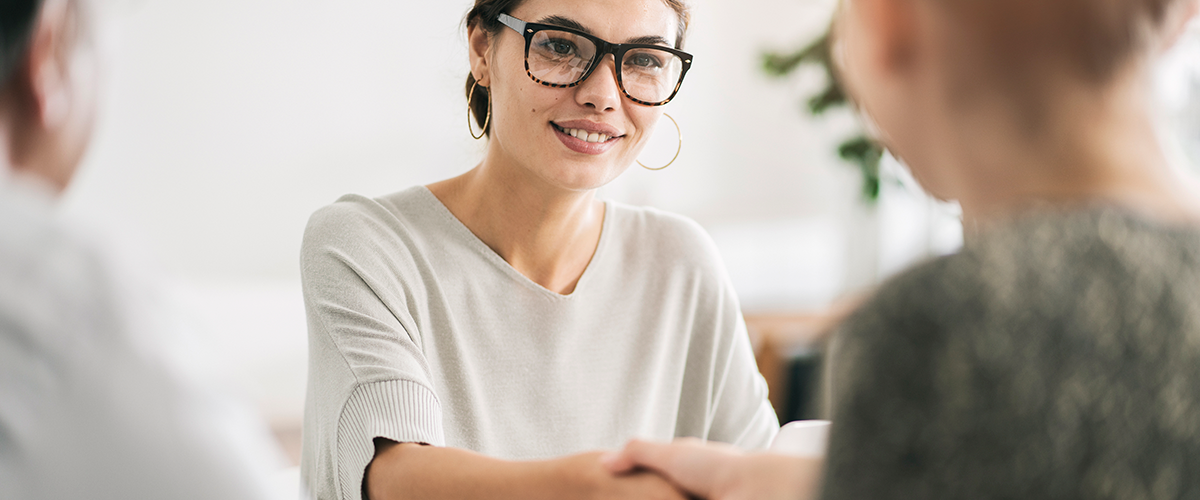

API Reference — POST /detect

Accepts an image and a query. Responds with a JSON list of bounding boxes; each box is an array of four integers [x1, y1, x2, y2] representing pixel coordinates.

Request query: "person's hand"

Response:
[[603, 438, 823, 500], [551, 451, 688, 500]]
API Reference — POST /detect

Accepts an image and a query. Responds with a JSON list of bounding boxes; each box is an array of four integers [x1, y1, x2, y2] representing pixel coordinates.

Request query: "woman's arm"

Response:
[[365, 440, 688, 500], [603, 438, 822, 500]]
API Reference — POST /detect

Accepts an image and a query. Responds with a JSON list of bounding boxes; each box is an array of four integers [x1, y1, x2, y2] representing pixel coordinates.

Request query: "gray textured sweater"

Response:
[[823, 207, 1200, 499], [299, 187, 778, 500]]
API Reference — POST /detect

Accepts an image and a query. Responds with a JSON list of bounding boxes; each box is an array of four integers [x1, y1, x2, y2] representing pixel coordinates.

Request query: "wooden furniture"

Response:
[[745, 310, 845, 422]]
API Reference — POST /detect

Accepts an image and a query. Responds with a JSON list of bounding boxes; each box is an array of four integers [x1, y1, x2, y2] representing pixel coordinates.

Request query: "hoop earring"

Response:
[[467, 81, 491, 140], [637, 113, 682, 171]]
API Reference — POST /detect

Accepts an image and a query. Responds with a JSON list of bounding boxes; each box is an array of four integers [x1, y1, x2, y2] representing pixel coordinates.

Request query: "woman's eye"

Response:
[[628, 54, 663, 69], [544, 40, 576, 56]]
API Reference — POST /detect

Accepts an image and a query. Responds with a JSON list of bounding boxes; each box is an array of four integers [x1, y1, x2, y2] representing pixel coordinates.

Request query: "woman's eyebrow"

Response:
[[536, 15, 590, 33], [535, 15, 672, 46], [627, 35, 671, 46]]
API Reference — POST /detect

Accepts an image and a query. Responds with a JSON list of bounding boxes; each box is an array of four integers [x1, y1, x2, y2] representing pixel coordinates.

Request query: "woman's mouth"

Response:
[[555, 124, 613, 143], [552, 122, 622, 155]]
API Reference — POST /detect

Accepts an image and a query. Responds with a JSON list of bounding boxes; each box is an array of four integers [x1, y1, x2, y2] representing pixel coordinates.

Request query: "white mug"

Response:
[[769, 420, 831, 458]]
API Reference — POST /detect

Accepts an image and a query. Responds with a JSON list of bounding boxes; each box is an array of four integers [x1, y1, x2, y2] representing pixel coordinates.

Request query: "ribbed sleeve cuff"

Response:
[[336, 379, 444, 500]]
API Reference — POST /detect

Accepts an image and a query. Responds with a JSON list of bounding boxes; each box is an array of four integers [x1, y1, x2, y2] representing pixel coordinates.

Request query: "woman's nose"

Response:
[[575, 55, 622, 111]]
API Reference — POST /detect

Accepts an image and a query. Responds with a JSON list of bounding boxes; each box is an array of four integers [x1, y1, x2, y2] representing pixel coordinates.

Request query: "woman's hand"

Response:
[[603, 438, 823, 500]]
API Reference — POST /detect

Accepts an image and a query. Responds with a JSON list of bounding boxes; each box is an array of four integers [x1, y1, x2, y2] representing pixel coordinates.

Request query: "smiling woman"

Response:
[[464, 0, 691, 138], [297, 1, 779, 500]]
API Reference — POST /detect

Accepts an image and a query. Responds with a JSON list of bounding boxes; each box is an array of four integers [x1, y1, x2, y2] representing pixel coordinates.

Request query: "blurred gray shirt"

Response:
[[823, 206, 1200, 499]]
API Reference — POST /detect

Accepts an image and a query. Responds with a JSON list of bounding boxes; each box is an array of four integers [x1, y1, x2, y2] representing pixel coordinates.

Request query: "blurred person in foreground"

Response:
[[605, 0, 1200, 498], [0, 1, 285, 498]]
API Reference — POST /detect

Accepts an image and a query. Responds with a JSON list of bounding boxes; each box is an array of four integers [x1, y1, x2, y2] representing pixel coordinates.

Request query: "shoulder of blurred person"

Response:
[[0, 1, 291, 499], [0, 171, 290, 500], [824, 205, 1200, 499]]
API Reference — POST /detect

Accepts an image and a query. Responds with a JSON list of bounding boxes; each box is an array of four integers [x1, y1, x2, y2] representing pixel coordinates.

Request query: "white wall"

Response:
[[1159, 16, 1200, 171], [66, 0, 481, 280]]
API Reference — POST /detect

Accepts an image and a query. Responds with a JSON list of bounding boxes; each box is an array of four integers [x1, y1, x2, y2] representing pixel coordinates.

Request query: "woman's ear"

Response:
[[468, 24, 493, 87]]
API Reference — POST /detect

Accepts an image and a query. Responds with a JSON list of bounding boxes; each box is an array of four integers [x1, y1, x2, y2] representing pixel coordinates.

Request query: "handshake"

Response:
[[365, 422, 830, 500], [562, 421, 830, 500], [596, 432, 825, 500]]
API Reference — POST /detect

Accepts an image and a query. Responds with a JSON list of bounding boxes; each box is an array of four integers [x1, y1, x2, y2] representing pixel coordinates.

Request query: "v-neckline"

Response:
[[416, 186, 613, 300]]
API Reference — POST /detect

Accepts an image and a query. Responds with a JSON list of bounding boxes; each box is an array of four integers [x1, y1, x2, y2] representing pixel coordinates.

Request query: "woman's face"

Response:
[[473, 0, 679, 192]]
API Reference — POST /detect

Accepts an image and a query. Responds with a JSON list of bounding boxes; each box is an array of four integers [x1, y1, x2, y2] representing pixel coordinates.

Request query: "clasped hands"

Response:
[[596, 438, 823, 500], [365, 437, 821, 500]]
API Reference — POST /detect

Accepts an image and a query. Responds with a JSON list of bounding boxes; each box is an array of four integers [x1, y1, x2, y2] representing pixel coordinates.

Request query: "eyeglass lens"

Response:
[[528, 29, 685, 104]]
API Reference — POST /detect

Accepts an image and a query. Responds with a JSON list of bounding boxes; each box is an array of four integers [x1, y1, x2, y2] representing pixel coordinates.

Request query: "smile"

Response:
[[551, 120, 625, 156], [552, 123, 620, 144]]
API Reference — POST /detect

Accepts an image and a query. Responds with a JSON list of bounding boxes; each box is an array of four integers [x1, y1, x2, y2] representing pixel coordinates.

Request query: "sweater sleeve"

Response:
[[300, 199, 445, 500], [669, 216, 778, 449], [707, 310, 780, 448], [702, 275, 780, 449]]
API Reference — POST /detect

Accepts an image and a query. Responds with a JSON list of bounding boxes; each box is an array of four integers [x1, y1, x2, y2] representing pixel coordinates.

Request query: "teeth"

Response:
[[561, 127, 611, 143]]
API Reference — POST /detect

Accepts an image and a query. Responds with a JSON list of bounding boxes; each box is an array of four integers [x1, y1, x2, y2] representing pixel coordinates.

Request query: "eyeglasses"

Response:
[[498, 13, 694, 107]]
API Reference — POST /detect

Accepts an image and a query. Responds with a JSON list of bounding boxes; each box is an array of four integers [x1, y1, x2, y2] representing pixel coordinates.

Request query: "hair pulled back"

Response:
[[463, 0, 692, 136]]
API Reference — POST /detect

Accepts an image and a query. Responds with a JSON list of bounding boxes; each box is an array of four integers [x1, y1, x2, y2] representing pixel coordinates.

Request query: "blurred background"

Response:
[[62, 0, 1200, 464]]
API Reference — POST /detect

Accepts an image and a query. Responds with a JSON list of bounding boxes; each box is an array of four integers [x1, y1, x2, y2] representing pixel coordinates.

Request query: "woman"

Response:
[[299, 0, 779, 499], [607, 0, 1200, 498]]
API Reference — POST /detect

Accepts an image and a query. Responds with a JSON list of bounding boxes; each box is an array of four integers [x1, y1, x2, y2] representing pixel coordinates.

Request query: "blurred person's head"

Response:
[[461, 0, 692, 192], [835, 0, 1200, 220], [0, 0, 102, 195]]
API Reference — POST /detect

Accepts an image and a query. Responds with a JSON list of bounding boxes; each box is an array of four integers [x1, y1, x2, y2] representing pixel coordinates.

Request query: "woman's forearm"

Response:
[[365, 441, 547, 500], [365, 440, 687, 500]]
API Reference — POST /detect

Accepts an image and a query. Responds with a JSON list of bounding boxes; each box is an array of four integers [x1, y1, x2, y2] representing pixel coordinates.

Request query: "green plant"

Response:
[[763, 30, 884, 202]]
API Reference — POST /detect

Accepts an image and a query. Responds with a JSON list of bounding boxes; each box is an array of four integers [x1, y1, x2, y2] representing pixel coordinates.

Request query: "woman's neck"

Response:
[[948, 71, 1200, 233], [427, 156, 606, 295]]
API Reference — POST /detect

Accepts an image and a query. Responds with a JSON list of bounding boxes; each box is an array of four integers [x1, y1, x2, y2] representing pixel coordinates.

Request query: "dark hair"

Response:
[[463, 0, 692, 136], [0, 0, 43, 86]]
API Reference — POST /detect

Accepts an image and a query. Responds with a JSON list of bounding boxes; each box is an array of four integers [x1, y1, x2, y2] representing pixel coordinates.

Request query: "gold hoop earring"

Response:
[[638, 113, 682, 171], [467, 81, 491, 140]]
